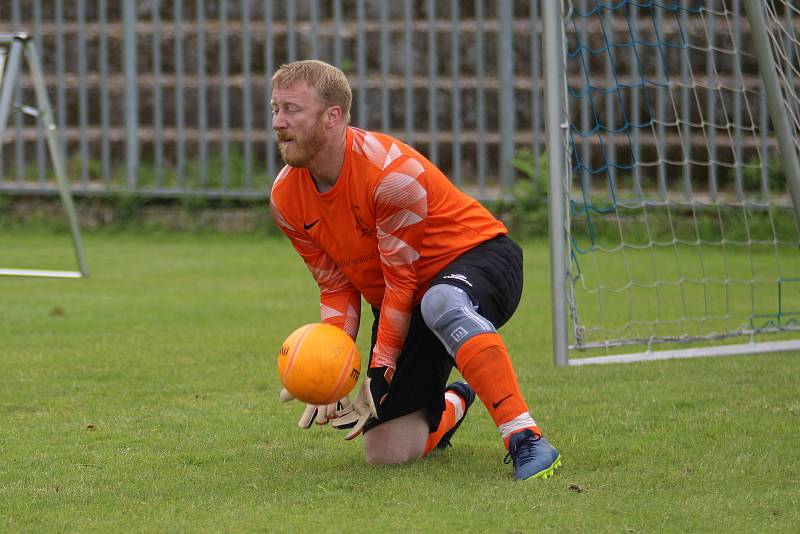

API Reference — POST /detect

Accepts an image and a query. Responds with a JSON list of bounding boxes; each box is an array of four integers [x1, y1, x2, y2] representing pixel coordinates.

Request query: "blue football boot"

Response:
[[504, 429, 562, 480], [436, 381, 476, 449]]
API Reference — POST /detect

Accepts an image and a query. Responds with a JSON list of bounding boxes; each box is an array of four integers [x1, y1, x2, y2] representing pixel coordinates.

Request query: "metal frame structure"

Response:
[[743, 0, 800, 230], [543, 0, 570, 368], [0, 2, 528, 202], [0, 33, 88, 278], [544, 1, 800, 366]]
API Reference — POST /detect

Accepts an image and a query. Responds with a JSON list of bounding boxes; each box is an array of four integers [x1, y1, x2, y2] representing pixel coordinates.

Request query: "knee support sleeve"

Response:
[[420, 284, 496, 357]]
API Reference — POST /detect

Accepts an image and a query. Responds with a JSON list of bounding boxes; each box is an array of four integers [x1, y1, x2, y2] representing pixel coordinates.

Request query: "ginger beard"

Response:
[[276, 113, 327, 168]]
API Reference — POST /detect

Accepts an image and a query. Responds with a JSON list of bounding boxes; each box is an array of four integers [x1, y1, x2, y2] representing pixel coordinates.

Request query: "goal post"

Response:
[[544, 1, 800, 366], [743, 0, 800, 228], [543, 0, 572, 367], [0, 33, 88, 278]]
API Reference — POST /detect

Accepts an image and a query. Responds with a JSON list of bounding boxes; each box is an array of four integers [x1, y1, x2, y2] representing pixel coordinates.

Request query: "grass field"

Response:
[[1, 227, 799, 532]]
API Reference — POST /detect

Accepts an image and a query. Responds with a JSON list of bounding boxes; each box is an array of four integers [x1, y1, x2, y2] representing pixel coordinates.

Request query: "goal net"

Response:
[[544, 1, 800, 365]]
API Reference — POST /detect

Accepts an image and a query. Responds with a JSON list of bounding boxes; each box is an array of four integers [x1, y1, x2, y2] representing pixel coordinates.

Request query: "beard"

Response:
[[276, 121, 326, 168]]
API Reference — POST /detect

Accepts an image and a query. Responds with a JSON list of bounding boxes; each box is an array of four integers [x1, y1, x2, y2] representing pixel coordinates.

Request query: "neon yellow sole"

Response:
[[531, 455, 562, 480]]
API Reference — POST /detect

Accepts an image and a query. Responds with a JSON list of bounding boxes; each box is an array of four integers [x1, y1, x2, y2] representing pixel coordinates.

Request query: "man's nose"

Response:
[[272, 111, 287, 129]]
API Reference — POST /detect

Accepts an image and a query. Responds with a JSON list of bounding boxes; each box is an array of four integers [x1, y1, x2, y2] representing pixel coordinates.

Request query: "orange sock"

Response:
[[455, 333, 540, 449], [423, 390, 466, 456]]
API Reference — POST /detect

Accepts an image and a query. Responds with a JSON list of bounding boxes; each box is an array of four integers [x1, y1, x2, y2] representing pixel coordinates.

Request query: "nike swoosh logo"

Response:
[[492, 394, 513, 409], [303, 219, 321, 230]]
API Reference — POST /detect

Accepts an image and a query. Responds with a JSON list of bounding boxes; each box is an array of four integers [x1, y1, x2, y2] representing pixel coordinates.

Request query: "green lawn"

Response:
[[1, 228, 799, 532]]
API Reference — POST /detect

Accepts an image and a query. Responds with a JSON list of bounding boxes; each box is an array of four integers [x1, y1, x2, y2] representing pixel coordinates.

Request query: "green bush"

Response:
[[491, 148, 550, 239], [743, 155, 786, 193]]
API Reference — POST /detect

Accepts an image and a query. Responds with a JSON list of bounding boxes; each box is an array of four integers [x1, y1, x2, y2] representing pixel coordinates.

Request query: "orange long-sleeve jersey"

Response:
[[270, 127, 507, 369]]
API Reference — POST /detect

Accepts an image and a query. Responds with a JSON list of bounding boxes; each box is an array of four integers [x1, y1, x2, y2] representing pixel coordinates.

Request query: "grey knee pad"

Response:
[[420, 283, 496, 356]]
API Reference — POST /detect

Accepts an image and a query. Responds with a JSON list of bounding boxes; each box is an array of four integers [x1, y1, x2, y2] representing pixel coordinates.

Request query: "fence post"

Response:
[[497, 0, 514, 198], [123, 0, 139, 189]]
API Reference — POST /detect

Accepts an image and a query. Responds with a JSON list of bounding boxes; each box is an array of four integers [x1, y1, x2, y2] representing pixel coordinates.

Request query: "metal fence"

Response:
[[0, 1, 792, 202], [0, 0, 544, 201]]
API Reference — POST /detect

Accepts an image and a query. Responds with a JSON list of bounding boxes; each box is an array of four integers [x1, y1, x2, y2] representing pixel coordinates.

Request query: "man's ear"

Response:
[[324, 106, 343, 128]]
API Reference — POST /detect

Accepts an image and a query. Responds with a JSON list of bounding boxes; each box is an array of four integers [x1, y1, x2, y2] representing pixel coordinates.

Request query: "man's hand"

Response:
[[366, 366, 394, 418], [279, 369, 389, 440], [330, 366, 394, 439], [279, 388, 355, 429], [329, 378, 378, 440]]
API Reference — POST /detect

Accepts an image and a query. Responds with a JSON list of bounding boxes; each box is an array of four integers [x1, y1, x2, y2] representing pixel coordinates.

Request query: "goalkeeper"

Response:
[[269, 60, 561, 481]]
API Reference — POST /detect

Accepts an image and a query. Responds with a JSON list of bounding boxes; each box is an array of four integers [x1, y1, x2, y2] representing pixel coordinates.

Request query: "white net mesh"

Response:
[[563, 0, 800, 357]]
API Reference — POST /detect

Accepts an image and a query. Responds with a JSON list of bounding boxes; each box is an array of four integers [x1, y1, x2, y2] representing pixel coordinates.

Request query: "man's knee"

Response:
[[362, 410, 428, 465], [363, 442, 422, 466], [420, 283, 496, 355]]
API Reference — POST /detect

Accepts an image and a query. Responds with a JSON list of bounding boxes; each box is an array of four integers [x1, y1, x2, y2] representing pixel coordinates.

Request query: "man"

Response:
[[269, 59, 560, 480]]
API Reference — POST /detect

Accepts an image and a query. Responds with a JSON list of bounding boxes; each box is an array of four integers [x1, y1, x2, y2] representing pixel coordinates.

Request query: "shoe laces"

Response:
[[503, 432, 541, 466]]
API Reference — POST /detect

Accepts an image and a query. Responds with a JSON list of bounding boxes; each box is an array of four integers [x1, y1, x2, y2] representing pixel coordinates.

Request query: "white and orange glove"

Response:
[[280, 388, 363, 439], [330, 378, 378, 440], [279, 383, 377, 440], [330, 365, 392, 439]]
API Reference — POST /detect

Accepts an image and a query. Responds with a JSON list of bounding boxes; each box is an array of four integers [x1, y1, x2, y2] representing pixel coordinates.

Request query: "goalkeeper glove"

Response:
[[279, 388, 358, 429], [278, 364, 392, 440], [328, 376, 379, 440], [366, 365, 394, 418], [326, 365, 393, 439]]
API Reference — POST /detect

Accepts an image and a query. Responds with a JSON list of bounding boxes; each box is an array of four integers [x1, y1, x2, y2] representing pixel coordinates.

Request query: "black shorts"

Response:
[[364, 234, 523, 433]]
